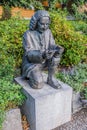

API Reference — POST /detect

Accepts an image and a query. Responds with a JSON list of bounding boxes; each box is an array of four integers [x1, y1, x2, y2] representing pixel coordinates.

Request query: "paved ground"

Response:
[[54, 108, 87, 130]]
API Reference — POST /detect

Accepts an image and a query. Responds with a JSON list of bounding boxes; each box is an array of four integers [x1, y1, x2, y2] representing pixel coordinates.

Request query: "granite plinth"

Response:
[[15, 74, 72, 130], [72, 92, 82, 113]]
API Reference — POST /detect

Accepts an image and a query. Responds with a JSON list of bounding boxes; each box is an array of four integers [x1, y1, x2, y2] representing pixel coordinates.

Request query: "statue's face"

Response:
[[37, 16, 50, 33]]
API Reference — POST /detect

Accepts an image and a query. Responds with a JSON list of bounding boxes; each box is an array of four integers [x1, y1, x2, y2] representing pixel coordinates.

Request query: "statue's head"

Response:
[[29, 10, 50, 33]]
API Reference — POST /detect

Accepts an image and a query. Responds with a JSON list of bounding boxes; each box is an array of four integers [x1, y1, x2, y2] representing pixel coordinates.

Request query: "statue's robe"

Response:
[[22, 29, 57, 78]]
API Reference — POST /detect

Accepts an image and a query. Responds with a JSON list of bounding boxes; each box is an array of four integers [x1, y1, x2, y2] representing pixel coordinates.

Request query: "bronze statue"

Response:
[[22, 10, 64, 89]]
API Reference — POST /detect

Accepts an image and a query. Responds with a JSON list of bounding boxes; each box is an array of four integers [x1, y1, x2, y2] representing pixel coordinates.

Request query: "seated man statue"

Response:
[[22, 10, 64, 89]]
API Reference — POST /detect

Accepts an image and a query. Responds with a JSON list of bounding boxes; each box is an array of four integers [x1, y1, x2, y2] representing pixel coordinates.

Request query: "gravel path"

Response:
[[54, 108, 87, 130]]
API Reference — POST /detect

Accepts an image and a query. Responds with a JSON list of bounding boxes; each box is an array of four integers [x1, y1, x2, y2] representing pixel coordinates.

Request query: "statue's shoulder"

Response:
[[23, 30, 34, 38], [23, 30, 31, 35]]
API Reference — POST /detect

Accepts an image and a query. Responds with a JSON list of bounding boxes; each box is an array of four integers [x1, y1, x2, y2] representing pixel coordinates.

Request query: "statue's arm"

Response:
[[23, 32, 30, 53], [23, 32, 44, 63], [27, 50, 44, 63], [49, 31, 64, 56]]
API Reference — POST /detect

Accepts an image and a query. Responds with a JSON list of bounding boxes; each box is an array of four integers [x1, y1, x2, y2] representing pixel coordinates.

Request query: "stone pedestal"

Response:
[[15, 74, 72, 130], [72, 92, 82, 113]]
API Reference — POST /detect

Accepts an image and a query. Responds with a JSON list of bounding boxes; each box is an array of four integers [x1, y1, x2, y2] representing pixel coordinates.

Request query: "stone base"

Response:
[[15, 74, 72, 130], [72, 92, 83, 113]]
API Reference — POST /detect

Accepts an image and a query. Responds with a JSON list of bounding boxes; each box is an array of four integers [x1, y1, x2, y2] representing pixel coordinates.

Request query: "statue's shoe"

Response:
[[47, 78, 61, 89]]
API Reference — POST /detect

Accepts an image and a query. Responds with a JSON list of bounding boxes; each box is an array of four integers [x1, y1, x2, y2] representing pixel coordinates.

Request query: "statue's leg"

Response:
[[28, 65, 44, 89], [47, 57, 61, 89]]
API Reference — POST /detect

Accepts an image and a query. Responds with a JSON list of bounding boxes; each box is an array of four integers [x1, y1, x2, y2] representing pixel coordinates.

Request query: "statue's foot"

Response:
[[28, 69, 44, 89], [47, 78, 61, 89]]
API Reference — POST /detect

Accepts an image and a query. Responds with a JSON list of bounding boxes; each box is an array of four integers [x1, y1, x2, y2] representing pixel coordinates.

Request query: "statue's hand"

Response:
[[27, 50, 44, 63], [42, 50, 54, 60], [47, 50, 54, 59], [55, 46, 64, 55]]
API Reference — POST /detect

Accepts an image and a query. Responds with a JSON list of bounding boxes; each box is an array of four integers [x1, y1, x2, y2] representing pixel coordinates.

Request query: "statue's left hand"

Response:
[[55, 46, 64, 55]]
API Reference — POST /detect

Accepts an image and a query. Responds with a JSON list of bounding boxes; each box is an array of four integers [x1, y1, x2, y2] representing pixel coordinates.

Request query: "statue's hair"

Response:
[[29, 10, 50, 30]]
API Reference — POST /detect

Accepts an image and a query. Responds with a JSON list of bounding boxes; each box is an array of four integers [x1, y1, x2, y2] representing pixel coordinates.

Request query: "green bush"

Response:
[[50, 11, 87, 66], [0, 56, 26, 128], [0, 18, 27, 128], [0, 53, 26, 128], [70, 20, 87, 35], [0, 0, 44, 10], [0, 15, 87, 68], [0, 77, 25, 128], [0, 16, 87, 67], [0, 18, 29, 68], [0, 78, 25, 110]]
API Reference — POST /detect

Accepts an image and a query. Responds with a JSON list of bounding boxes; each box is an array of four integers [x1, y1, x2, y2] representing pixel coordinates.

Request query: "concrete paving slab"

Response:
[[2, 108, 23, 130]]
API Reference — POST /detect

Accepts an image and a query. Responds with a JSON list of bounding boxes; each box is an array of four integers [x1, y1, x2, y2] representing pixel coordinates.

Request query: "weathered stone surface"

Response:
[[72, 92, 83, 113], [2, 109, 23, 130], [15, 74, 72, 130]]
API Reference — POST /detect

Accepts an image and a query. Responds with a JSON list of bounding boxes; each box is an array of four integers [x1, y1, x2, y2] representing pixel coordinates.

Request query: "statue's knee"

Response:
[[29, 68, 43, 89]]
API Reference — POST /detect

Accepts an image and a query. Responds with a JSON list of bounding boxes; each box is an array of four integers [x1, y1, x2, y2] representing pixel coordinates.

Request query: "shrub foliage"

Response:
[[0, 18, 28, 67], [56, 63, 87, 94], [0, 18, 27, 128], [50, 11, 87, 66], [0, 16, 87, 68]]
